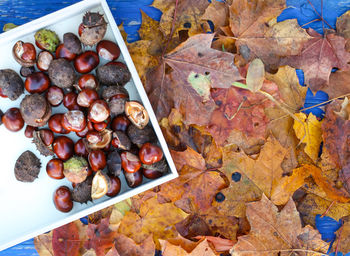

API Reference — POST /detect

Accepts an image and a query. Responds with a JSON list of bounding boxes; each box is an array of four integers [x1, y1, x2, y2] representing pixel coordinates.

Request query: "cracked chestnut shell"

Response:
[[20, 93, 52, 127], [91, 171, 110, 199], [62, 110, 86, 132], [111, 131, 131, 150], [63, 156, 89, 183], [12, 41, 36, 67], [125, 101, 149, 129], [80, 12, 107, 46]]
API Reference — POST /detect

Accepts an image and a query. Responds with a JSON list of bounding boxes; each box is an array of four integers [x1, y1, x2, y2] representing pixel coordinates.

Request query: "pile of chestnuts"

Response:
[[0, 12, 168, 213]]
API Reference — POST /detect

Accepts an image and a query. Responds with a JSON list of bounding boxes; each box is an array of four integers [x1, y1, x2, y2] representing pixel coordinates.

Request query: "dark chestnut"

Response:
[[24, 125, 36, 138], [74, 138, 89, 157], [20, 66, 35, 77], [78, 74, 98, 90], [55, 44, 76, 61], [37, 51, 54, 71], [63, 91, 80, 110], [111, 131, 131, 150], [2, 108, 24, 132], [106, 175, 121, 197], [46, 158, 64, 179], [142, 168, 163, 179], [121, 152, 141, 173], [53, 136, 74, 161], [61, 110, 86, 132], [77, 88, 99, 107], [48, 113, 69, 134], [96, 40, 120, 61], [53, 186, 73, 212], [106, 61, 127, 69], [88, 150, 106, 172], [74, 51, 99, 73], [46, 86, 64, 106], [111, 115, 130, 132], [124, 170, 143, 188], [88, 99, 110, 123], [25, 72, 50, 94], [39, 129, 54, 146], [139, 143, 163, 165], [0, 88, 7, 98]]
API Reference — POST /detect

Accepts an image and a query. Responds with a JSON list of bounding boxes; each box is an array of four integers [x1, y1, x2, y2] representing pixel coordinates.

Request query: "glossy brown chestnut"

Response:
[[37, 51, 54, 71], [77, 88, 99, 107], [48, 114, 69, 134], [46, 86, 64, 106], [106, 175, 121, 197], [2, 108, 24, 132], [25, 72, 50, 94], [88, 150, 106, 172], [139, 143, 163, 165], [74, 138, 89, 157], [96, 40, 120, 61], [46, 158, 64, 179], [78, 74, 98, 90], [87, 120, 94, 131], [124, 170, 143, 188], [39, 129, 54, 146], [63, 92, 80, 110], [142, 168, 163, 179], [53, 186, 73, 212], [93, 116, 110, 132], [88, 99, 110, 123], [55, 44, 76, 61], [86, 130, 102, 144], [24, 125, 36, 138], [13, 41, 36, 67], [61, 110, 86, 132], [111, 115, 130, 132], [53, 136, 74, 161], [121, 152, 141, 173], [76, 126, 89, 137], [74, 51, 99, 73]]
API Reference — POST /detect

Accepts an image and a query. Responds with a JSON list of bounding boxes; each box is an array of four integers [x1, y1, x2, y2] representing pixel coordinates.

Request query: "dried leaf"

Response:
[[333, 217, 350, 254], [194, 236, 235, 252], [293, 113, 323, 162], [160, 238, 217, 256], [297, 225, 329, 256], [52, 223, 80, 256], [170, 147, 206, 171], [34, 232, 54, 256], [201, 0, 230, 31], [114, 234, 155, 256], [337, 10, 350, 51], [246, 58, 265, 92]]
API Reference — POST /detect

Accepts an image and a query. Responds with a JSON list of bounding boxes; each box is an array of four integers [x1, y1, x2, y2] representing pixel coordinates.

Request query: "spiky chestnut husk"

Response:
[[32, 130, 54, 157], [34, 29, 60, 52], [72, 175, 93, 203], [80, 12, 107, 46], [63, 156, 89, 183], [14, 150, 41, 182]]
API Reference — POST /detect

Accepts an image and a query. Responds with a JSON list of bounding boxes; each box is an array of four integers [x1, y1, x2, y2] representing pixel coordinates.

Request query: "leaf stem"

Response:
[[161, 0, 179, 57], [306, 0, 333, 30]]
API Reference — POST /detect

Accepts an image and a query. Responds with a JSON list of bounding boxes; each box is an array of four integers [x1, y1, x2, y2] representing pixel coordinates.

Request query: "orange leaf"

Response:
[[114, 234, 155, 256], [52, 222, 80, 256], [171, 147, 206, 171]]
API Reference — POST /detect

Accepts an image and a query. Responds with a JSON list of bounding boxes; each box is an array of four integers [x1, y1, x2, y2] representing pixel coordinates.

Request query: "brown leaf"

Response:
[[283, 30, 350, 91], [194, 236, 235, 252], [52, 222, 80, 256], [201, 0, 231, 31], [246, 58, 265, 92], [160, 238, 217, 256], [297, 225, 329, 256], [114, 234, 155, 256], [337, 10, 350, 51], [326, 69, 350, 98], [333, 216, 350, 254], [170, 147, 206, 171], [175, 214, 212, 239], [34, 232, 54, 256]]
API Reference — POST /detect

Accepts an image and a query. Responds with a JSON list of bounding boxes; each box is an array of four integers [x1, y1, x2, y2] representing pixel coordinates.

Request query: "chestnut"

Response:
[[46, 158, 64, 179], [37, 51, 54, 71], [20, 66, 35, 77], [91, 171, 110, 199], [25, 72, 50, 94], [48, 113, 69, 134], [78, 74, 98, 90], [53, 136, 74, 161], [111, 115, 130, 132], [88, 150, 106, 171], [61, 110, 86, 132], [63, 91, 80, 110], [93, 116, 110, 132], [55, 44, 76, 61], [2, 108, 24, 132], [106, 175, 121, 197], [76, 126, 89, 137], [127, 125, 156, 145], [124, 170, 143, 188], [139, 143, 163, 165], [142, 168, 163, 179], [12, 41, 36, 67], [87, 129, 112, 150], [86, 130, 102, 144], [106, 61, 128, 69], [74, 138, 89, 157], [88, 100, 110, 123], [121, 152, 141, 173], [107, 150, 122, 177], [63, 33, 82, 55], [96, 40, 120, 61], [74, 51, 99, 73], [39, 129, 54, 146], [125, 101, 149, 129], [77, 88, 99, 107], [24, 125, 36, 138], [53, 186, 73, 213], [46, 86, 64, 106], [111, 131, 131, 150]]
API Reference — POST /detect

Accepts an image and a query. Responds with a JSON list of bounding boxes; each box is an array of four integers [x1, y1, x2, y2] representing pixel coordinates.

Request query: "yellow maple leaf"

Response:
[[293, 112, 323, 162]]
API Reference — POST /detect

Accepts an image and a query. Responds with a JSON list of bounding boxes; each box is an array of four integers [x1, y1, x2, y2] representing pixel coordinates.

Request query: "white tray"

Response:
[[0, 0, 178, 251]]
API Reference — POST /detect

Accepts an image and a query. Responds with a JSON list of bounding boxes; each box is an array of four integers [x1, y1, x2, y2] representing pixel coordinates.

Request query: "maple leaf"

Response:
[[160, 238, 217, 256], [52, 222, 80, 256], [84, 217, 117, 256], [326, 69, 350, 99], [293, 112, 323, 162], [34, 232, 54, 256], [333, 216, 350, 254], [230, 195, 328, 256], [114, 234, 155, 256], [170, 146, 206, 171], [282, 29, 350, 91], [201, 0, 231, 32], [337, 10, 350, 51], [194, 236, 235, 252]]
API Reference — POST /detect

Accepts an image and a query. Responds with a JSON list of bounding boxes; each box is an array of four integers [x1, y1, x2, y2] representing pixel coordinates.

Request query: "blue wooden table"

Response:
[[0, 0, 160, 254]]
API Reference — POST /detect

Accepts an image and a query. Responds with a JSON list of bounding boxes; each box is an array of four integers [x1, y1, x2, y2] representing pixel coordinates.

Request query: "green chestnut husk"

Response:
[[34, 29, 60, 52], [63, 156, 89, 183]]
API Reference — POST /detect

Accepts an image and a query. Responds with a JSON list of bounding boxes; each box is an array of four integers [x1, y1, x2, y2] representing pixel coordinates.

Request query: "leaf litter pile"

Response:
[[34, 0, 350, 255]]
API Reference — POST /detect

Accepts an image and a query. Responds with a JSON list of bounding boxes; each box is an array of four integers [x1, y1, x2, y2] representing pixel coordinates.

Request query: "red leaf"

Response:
[[52, 222, 80, 256]]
